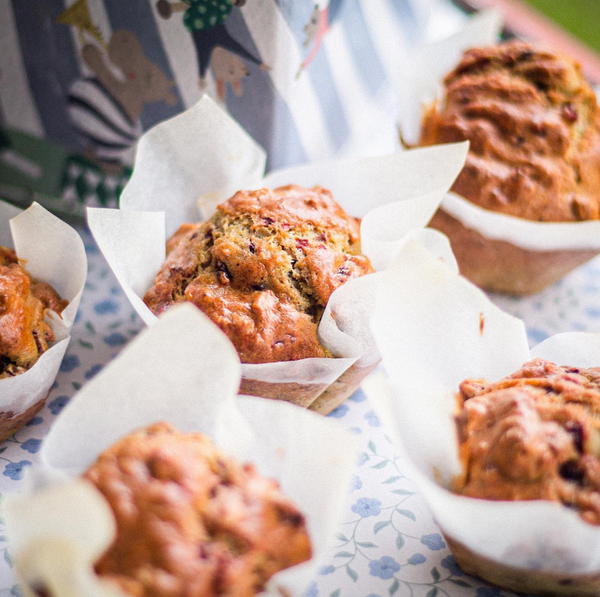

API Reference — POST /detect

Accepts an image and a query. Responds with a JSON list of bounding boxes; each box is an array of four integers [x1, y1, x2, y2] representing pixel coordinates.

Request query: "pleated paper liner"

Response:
[[368, 239, 600, 596], [88, 95, 468, 412], [400, 10, 600, 295], [6, 305, 358, 597], [0, 200, 87, 440]]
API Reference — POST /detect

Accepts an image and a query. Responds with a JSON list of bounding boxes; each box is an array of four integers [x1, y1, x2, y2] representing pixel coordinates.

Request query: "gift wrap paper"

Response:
[[0, 0, 429, 217]]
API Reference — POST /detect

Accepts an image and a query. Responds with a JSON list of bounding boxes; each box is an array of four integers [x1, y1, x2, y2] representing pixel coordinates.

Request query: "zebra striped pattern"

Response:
[[68, 78, 142, 164]]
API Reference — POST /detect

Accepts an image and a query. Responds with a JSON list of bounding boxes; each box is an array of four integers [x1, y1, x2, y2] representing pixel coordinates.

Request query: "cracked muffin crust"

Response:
[[454, 359, 600, 524], [84, 422, 312, 597], [144, 185, 373, 363], [0, 246, 67, 379], [421, 41, 600, 222]]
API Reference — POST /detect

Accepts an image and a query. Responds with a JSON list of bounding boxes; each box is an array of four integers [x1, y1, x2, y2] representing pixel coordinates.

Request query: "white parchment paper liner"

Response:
[[401, 10, 600, 252], [368, 239, 600, 575], [5, 304, 358, 597], [0, 200, 87, 415], [87, 95, 468, 400]]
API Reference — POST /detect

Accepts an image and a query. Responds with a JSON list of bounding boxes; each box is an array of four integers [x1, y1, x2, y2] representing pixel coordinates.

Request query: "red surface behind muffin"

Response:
[[84, 422, 312, 597], [454, 359, 600, 524], [143, 185, 373, 364], [0, 246, 67, 379]]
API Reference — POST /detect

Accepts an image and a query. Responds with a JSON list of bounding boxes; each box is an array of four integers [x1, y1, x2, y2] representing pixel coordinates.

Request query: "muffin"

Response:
[[420, 41, 600, 294], [454, 358, 600, 521], [84, 422, 312, 597], [0, 246, 68, 380], [144, 185, 374, 410], [449, 358, 600, 594], [0, 245, 69, 440]]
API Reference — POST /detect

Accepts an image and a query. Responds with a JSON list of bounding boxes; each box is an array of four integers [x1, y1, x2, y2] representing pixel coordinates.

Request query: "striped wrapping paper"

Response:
[[0, 0, 448, 217]]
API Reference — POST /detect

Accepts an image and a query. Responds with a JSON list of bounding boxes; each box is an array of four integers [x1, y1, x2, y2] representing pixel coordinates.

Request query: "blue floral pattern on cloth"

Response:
[[369, 556, 401, 579], [421, 534, 446, 551], [2, 461, 31, 481], [0, 230, 597, 596], [19, 439, 41, 454], [350, 475, 363, 493], [441, 555, 465, 577], [352, 498, 382, 518], [364, 410, 381, 427], [328, 404, 349, 419], [48, 396, 70, 415]]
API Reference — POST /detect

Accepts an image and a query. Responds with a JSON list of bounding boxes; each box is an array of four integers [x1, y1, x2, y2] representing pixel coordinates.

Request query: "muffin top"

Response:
[[420, 41, 600, 222], [0, 246, 67, 379], [84, 422, 311, 597], [144, 185, 373, 363], [454, 359, 600, 524]]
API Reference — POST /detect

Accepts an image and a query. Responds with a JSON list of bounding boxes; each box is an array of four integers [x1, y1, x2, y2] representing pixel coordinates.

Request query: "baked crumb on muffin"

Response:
[[143, 185, 373, 363], [0, 246, 67, 379], [84, 422, 312, 597], [420, 41, 600, 222], [454, 359, 600, 524]]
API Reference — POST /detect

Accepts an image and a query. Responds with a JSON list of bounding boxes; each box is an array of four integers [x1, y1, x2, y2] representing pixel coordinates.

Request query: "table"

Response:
[[0, 228, 598, 597]]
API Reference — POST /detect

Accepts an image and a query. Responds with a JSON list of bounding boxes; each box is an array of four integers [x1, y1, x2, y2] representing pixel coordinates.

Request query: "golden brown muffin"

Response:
[[421, 41, 600, 222], [0, 246, 67, 379], [454, 359, 600, 525], [84, 422, 312, 597], [144, 185, 373, 364]]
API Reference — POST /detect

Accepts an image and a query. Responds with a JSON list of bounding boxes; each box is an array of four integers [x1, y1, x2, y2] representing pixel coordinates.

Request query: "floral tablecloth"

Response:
[[0, 228, 599, 597]]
